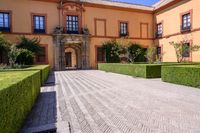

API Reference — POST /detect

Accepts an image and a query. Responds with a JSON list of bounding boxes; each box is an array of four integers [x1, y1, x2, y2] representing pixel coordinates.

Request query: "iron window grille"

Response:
[[156, 23, 163, 38], [33, 15, 46, 34], [66, 15, 79, 34], [0, 12, 10, 32], [120, 22, 128, 37], [182, 43, 190, 57], [181, 13, 191, 32]]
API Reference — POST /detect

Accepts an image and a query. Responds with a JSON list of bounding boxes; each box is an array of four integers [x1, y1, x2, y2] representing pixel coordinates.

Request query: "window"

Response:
[[157, 47, 161, 55], [182, 43, 190, 57], [156, 23, 163, 38], [33, 15, 46, 34], [120, 22, 128, 37], [36, 47, 46, 63], [66, 15, 79, 34], [181, 13, 191, 32], [97, 47, 105, 62], [0, 12, 10, 32]]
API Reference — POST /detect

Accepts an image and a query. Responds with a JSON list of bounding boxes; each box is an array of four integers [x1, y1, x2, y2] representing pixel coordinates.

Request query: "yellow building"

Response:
[[0, 0, 198, 70]]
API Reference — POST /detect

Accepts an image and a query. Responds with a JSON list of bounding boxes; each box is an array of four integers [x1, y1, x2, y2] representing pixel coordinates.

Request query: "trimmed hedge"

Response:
[[98, 63, 161, 78], [0, 65, 50, 133], [162, 65, 200, 88], [0, 65, 50, 85], [98, 63, 199, 78], [25, 65, 50, 85], [0, 71, 41, 133]]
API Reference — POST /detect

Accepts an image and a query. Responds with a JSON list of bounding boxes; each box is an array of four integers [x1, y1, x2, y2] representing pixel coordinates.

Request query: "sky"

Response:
[[114, 0, 160, 6]]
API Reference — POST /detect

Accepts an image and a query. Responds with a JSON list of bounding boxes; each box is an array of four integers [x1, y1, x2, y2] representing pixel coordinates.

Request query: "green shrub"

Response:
[[24, 65, 50, 85], [16, 49, 34, 65], [98, 63, 161, 78], [103, 40, 122, 63], [0, 71, 41, 133], [0, 65, 50, 85], [162, 65, 200, 88], [127, 43, 146, 62], [98, 63, 200, 78]]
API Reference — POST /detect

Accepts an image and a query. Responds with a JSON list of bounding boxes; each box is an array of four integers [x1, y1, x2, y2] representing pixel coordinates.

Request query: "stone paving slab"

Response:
[[21, 70, 200, 133]]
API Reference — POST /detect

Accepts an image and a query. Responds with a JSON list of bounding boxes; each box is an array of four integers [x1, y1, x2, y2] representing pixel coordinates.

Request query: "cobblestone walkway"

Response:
[[21, 70, 200, 133]]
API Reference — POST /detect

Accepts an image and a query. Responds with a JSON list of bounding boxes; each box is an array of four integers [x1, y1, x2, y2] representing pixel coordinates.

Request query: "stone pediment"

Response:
[[60, 34, 88, 44], [59, 1, 85, 12]]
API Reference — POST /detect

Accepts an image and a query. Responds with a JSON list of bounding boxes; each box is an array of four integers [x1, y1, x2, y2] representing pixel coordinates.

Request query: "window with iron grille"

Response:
[[181, 13, 191, 32], [120, 22, 128, 37], [66, 15, 79, 34], [156, 23, 163, 38], [33, 15, 45, 34], [157, 47, 161, 55], [97, 47, 105, 62], [36, 47, 46, 63], [0, 12, 10, 32], [182, 43, 190, 57]]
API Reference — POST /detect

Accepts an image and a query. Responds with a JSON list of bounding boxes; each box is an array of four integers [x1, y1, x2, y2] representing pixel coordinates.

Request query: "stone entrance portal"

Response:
[[53, 34, 90, 71]]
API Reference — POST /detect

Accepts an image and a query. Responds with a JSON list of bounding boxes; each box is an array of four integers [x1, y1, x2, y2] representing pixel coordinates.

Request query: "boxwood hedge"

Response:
[[98, 63, 161, 78], [0, 65, 50, 85], [0, 65, 50, 133], [25, 65, 50, 85], [162, 65, 200, 88], [0, 71, 41, 133], [98, 63, 199, 78]]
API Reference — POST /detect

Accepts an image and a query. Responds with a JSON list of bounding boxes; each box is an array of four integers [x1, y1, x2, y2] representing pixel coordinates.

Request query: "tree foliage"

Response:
[[8, 45, 21, 67], [0, 34, 11, 51], [127, 43, 146, 62], [0, 34, 11, 64], [17, 36, 41, 54], [16, 49, 34, 65], [103, 40, 123, 63], [170, 41, 200, 63], [146, 45, 157, 64]]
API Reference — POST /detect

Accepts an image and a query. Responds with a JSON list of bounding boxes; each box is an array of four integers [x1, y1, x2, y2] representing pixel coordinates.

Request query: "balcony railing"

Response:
[[181, 25, 191, 33], [0, 27, 10, 32], [120, 32, 129, 37], [34, 29, 46, 34], [54, 26, 90, 35], [155, 33, 162, 38]]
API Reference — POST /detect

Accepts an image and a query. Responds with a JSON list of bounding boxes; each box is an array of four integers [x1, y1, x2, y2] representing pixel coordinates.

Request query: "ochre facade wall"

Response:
[[1, 0, 199, 69], [154, 0, 200, 62]]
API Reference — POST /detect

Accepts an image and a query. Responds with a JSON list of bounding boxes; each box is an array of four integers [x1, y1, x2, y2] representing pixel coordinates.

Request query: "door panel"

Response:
[[65, 52, 72, 67]]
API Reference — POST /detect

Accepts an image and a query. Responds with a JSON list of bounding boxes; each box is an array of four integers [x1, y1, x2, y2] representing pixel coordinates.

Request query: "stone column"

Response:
[[82, 35, 90, 69], [54, 35, 61, 71], [60, 41, 65, 70]]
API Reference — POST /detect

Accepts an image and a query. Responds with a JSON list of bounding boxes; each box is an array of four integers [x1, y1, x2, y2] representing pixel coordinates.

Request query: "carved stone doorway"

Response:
[[53, 34, 90, 71]]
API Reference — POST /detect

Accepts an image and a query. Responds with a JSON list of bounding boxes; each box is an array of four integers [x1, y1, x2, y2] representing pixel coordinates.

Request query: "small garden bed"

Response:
[[162, 65, 200, 88], [98, 63, 199, 78]]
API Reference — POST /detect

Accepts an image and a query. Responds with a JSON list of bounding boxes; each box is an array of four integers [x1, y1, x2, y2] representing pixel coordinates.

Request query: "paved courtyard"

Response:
[[21, 70, 200, 133]]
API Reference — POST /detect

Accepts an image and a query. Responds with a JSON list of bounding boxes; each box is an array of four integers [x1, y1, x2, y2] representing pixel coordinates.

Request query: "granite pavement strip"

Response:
[[20, 70, 200, 133]]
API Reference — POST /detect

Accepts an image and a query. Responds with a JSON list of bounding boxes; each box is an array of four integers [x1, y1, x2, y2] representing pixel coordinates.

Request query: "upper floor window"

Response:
[[120, 22, 128, 37], [181, 13, 191, 32], [66, 15, 79, 34], [156, 23, 163, 38], [182, 43, 190, 57], [0, 12, 10, 32], [33, 15, 46, 34]]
